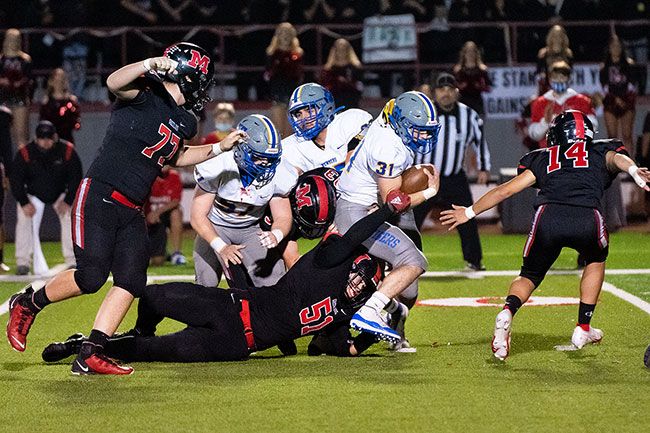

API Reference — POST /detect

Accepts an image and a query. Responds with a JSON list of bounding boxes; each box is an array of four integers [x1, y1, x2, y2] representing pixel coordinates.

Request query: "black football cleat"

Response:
[[42, 333, 87, 363]]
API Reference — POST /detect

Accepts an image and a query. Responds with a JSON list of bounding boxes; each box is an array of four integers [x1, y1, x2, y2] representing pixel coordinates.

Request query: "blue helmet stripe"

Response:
[[417, 91, 436, 121], [260, 115, 278, 148]]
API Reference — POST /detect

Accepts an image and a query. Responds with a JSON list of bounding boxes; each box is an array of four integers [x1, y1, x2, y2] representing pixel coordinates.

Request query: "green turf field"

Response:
[[1, 231, 649, 433]]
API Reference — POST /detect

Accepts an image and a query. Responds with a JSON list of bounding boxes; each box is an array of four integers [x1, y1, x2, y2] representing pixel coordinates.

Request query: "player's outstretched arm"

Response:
[[607, 151, 650, 191], [317, 190, 410, 268], [440, 169, 537, 231], [107, 57, 178, 100], [175, 130, 247, 167]]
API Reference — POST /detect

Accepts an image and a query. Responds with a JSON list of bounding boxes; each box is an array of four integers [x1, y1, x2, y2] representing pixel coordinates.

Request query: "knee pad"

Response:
[[74, 268, 108, 294]]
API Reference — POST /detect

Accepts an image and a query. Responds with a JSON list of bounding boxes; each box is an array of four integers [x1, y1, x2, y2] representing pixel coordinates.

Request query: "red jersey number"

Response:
[[142, 123, 181, 167], [547, 142, 589, 173], [299, 297, 334, 335]]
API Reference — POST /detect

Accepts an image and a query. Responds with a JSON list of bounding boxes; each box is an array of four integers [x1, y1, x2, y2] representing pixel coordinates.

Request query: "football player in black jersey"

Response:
[[440, 110, 650, 361], [6, 42, 246, 375], [41, 189, 412, 364]]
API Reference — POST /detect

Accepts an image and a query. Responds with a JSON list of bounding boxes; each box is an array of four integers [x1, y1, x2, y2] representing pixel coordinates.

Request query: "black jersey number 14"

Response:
[[547, 142, 589, 173], [142, 123, 181, 166]]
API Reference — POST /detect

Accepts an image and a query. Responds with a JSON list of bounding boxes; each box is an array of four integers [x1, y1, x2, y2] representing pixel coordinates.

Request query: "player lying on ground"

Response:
[[42, 190, 412, 364], [440, 110, 650, 361]]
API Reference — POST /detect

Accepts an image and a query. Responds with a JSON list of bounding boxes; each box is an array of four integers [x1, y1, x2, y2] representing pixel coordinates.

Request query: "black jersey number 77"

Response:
[[142, 123, 181, 166]]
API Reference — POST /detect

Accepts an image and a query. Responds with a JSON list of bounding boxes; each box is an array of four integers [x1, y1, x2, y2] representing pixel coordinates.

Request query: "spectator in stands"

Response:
[[536, 25, 573, 96], [529, 61, 597, 148], [0, 104, 12, 272], [290, 0, 337, 23], [600, 34, 637, 155], [39, 68, 81, 144], [0, 28, 31, 149], [146, 166, 186, 266], [202, 102, 236, 145], [321, 39, 363, 109], [264, 22, 304, 137], [9, 121, 82, 275], [453, 41, 492, 116]]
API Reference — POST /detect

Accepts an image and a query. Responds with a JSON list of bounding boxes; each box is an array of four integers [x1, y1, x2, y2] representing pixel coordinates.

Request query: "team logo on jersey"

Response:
[[295, 184, 313, 210], [187, 49, 210, 74]]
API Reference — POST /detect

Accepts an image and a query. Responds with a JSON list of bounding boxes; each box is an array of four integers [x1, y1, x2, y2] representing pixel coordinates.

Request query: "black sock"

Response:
[[0, 248, 4, 263], [79, 329, 110, 358], [31, 288, 51, 311], [504, 295, 523, 316], [578, 302, 596, 328]]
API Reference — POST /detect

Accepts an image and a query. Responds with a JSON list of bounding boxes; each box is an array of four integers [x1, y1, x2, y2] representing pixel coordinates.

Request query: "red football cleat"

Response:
[[71, 353, 134, 376], [6, 292, 37, 352]]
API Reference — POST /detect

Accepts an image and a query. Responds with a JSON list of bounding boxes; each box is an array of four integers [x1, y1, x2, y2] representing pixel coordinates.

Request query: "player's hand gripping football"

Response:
[[217, 244, 247, 266], [423, 164, 440, 195], [439, 204, 469, 231], [143, 56, 179, 76], [216, 130, 247, 153]]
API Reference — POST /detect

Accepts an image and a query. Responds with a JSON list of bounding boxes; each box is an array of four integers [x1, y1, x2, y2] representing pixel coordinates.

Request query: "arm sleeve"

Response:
[[470, 111, 491, 171], [64, 150, 83, 205], [9, 153, 29, 206], [315, 204, 394, 268]]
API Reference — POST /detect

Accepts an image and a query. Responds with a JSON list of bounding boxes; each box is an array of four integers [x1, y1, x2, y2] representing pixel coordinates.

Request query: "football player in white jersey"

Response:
[[283, 82, 372, 174], [191, 114, 295, 288], [336, 91, 442, 345]]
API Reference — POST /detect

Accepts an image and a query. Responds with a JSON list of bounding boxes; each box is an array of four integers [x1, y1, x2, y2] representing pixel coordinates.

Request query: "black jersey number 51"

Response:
[[142, 123, 181, 166]]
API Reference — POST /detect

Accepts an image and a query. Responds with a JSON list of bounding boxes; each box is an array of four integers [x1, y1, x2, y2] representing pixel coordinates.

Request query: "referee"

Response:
[[414, 72, 491, 271]]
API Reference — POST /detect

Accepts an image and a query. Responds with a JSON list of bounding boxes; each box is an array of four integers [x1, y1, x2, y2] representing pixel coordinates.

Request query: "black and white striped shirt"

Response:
[[415, 102, 491, 177]]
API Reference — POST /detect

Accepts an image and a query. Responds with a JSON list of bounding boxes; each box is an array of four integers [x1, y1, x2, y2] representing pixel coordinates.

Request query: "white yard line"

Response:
[[601, 281, 650, 315]]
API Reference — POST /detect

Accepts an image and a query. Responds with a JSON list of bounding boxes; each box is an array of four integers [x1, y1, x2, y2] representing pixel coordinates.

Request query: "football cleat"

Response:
[[6, 288, 36, 352], [71, 352, 133, 376], [388, 302, 416, 353], [571, 325, 603, 349], [491, 308, 512, 361], [42, 333, 86, 362], [351, 305, 401, 345], [644, 344, 650, 368]]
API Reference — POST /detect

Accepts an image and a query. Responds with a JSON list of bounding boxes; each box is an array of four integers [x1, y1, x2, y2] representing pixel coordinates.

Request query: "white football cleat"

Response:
[[351, 305, 401, 345], [491, 309, 512, 361], [571, 325, 603, 349]]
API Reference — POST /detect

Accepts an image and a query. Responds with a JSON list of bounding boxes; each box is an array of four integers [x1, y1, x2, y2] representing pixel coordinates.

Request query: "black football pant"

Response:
[[104, 282, 250, 362], [413, 171, 483, 267], [520, 204, 609, 287]]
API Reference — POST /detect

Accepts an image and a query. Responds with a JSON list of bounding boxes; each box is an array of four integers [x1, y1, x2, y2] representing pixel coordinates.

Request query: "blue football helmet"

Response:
[[287, 83, 337, 140], [383, 91, 440, 154], [233, 114, 282, 188]]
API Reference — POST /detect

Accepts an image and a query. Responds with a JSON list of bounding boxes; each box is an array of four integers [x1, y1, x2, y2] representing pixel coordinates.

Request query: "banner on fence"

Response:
[[362, 14, 417, 64], [483, 64, 602, 119]]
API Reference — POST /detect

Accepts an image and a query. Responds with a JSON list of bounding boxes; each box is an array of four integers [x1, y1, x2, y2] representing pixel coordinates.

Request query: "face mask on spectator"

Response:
[[550, 81, 568, 94], [215, 122, 233, 132]]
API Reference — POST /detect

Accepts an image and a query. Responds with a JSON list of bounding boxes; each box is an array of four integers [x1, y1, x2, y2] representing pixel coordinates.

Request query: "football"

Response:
[[401, 164, 435, 194]]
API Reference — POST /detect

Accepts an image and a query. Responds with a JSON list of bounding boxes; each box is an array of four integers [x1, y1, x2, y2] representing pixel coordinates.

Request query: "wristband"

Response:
[[212, 142, 223, 156], [464, 205, 476, 220], [271, 228, 284, 244], [209, 237, 227, 253], [628, 165, 647, 188], [143, 58, 153, 71], [422, 187, 437, 200]]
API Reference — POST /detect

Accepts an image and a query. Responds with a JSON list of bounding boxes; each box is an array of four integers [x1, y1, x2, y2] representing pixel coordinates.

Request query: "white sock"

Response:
[[366, 291, 390, 310]]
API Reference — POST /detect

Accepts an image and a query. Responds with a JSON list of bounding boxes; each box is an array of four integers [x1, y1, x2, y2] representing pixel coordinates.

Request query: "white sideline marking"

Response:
[[601, 281, 650, 315], [0, 263, 69, 316], [418, 296, 580, 308]]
